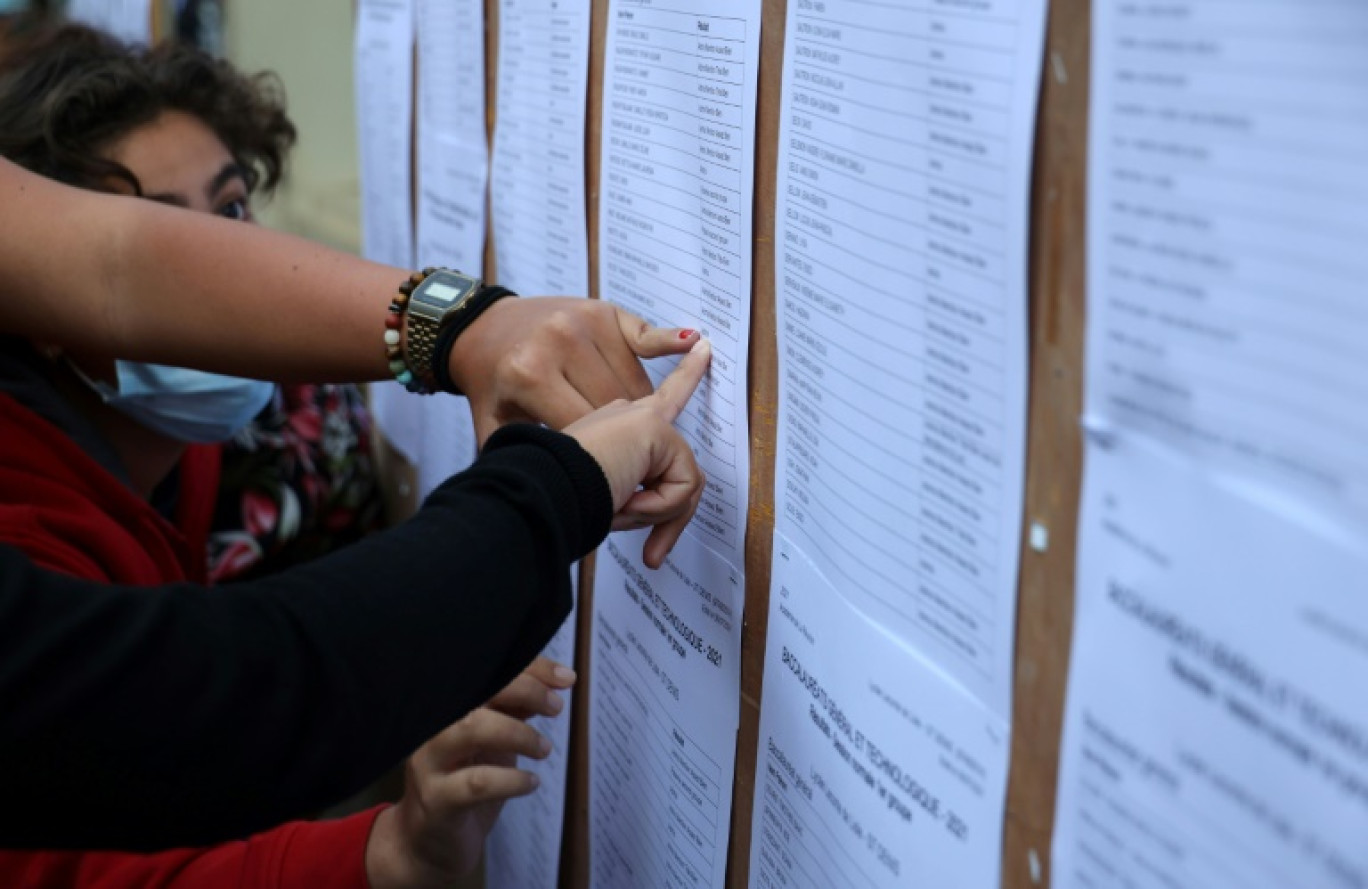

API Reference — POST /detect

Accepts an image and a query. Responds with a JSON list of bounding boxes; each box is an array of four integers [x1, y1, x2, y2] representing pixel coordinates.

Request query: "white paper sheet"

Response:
[[65, 0, 151, 44], [368, 0, 488, 496], [355, 0, 419, 466], [589, 531, 744, 889], [486, 576, 578, 889], [751, 535, 1009, 889], [355, 0, 416, 272], [589, 4, 762, 885], [585, 5, 766, 880], [408, 400, 479, 499], [767, 0, 1045, 719], [491, 0, 591, 297], [1054, 3, 1368, 887], [1054, 444, 1368, 889], [483, 7, 591, 885], [367, 390, 477, 500], [415, 0, 488, 277], [596, 0, 762, 567], [1080, 0, 1368, 534], [755, 3, 1046, 885]]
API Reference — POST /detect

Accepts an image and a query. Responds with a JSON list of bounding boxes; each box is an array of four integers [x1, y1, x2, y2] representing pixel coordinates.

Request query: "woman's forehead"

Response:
[[100, 110, 237, 199]]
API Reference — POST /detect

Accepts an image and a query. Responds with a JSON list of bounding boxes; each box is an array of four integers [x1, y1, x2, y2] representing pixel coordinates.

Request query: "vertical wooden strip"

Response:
[[483, 0, 500, 281], [586, 0, 608, 307], [557, 3, 610, 887], [723, 1, 785, 885], [1002, 2, 1089, 887]]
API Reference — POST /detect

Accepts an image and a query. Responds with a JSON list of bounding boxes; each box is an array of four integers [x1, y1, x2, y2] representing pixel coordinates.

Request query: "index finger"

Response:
[[649, 339, 712, 423]]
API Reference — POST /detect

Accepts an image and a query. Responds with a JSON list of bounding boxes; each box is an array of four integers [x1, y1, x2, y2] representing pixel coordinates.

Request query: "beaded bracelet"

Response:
[[383, 271, 432, 394]]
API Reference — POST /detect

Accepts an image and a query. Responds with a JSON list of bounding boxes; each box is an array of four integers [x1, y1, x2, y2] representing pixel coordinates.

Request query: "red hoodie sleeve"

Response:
[[0, 807, 383, 889]]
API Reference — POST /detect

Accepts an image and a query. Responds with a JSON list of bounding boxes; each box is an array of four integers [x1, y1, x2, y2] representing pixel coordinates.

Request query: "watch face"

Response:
[[413, 272, 477, 310], [418, 281, 462, 306]]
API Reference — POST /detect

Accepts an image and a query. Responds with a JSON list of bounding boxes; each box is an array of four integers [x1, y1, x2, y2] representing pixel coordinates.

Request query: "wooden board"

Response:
[[557, 2, 611, 885], [501, 1, 1092, 885], [1001, 3, 1088, 886], [723, 0, 785, 884]]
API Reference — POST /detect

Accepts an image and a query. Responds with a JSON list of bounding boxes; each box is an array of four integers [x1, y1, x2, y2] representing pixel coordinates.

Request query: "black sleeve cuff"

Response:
[[480, 424, 614, 559]]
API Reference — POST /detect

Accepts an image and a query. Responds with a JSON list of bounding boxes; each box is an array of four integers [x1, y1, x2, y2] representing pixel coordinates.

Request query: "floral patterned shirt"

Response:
[[207, 383, 383, 582]]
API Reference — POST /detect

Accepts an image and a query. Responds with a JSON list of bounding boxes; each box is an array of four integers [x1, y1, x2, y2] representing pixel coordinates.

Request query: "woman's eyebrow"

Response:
[[207, 162, 248, 198], [146, 193, 189, 208]]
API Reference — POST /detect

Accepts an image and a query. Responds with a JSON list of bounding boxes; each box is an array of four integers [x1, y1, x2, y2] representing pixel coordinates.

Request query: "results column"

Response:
[[775, 0, 1032, 712], [492, 0, 590, 295], [600, 1, 755, 563], [591, 3, 760, 887]]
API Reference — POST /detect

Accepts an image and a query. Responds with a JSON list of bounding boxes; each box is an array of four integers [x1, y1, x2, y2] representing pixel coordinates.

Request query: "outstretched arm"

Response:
[[0, 156, 697, 435], [0, 347, 711, 850]]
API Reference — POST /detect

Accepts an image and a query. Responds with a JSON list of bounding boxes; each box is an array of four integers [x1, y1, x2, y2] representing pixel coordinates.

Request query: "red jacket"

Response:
[[0, 393, 382, 888]]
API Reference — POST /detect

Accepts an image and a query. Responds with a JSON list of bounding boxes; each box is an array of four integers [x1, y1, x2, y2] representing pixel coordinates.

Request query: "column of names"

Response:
[[774, 0, 1034, 713], [600, 1, 757, 564], [493, 0, 591, 294]]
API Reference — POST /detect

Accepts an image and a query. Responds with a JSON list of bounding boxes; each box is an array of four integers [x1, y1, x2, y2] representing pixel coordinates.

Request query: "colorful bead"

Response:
[[385, 271, 436, 396]]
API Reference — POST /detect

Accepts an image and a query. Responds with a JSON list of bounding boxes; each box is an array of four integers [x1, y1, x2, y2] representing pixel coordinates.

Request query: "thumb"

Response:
[[617, 307, 702, 359]]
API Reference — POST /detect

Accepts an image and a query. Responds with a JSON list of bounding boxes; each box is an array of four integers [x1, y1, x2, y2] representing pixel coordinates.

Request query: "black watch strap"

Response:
[[432, 285, 519, 395]]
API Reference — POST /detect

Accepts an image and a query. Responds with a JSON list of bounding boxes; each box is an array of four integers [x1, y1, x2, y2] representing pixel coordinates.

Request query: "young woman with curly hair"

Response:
[[0, 26, 707, 854], [0, 20, 386, 581], [0, 24, 576, 889]]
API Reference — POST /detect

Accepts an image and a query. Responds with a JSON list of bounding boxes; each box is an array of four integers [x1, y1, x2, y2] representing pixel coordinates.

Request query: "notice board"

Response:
[[524, 2, 1093, 887], [469, 0, 1091, 886]]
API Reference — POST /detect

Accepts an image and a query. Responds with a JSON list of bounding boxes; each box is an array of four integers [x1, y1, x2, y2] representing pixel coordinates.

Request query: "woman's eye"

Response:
[[218, 199, 250, 221]]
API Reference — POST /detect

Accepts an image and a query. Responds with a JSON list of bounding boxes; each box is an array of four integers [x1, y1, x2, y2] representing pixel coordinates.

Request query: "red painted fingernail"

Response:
[[679, 329, 696, 339]]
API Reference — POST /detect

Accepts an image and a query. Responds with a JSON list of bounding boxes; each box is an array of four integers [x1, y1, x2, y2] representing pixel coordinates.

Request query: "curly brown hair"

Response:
[[0, 23, 296, 196]]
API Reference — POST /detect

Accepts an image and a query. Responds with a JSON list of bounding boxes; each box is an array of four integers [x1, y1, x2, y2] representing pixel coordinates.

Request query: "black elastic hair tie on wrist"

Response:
[[431, 285, 518, 395]]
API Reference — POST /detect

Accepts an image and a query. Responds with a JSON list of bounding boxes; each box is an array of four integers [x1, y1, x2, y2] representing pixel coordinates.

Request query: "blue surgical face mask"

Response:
[[70, 359, 274, 443]]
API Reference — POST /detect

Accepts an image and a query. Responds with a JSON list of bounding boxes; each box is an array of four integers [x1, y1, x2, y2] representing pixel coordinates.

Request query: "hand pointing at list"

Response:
[[564, 339, 712, 568]]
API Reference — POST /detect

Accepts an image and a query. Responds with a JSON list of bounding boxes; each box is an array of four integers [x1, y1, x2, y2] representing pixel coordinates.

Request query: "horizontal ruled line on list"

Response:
[[759, 755, 882, 889], [609, 56, 745, 89], [794, 449, 1001, 597], [604, 229, 741, 287], [790, 55, 1013, 113], [611, 77, 742, 110], [792, 38, 1014, 85], [603, 267, 745, 348], [784, 244, 1009, 324], [606, 148, 742, 198], [787, 521, 996, 682], [609, 94, 743, 132], [784, 382, 1005, 518]]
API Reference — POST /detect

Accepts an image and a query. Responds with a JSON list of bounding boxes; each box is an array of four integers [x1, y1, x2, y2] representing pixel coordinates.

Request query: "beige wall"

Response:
[[225, 0, 361, 252]]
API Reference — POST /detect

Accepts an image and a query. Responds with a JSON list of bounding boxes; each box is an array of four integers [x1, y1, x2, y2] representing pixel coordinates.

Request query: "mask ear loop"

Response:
[[61, 356, 120, 404]]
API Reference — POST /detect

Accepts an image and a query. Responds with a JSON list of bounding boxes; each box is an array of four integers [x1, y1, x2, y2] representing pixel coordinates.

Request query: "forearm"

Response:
[[0, 810, 380, 889], [0, 426, 610, 849], [0, 157, 401, 381], [109, 202, 403, 382]]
